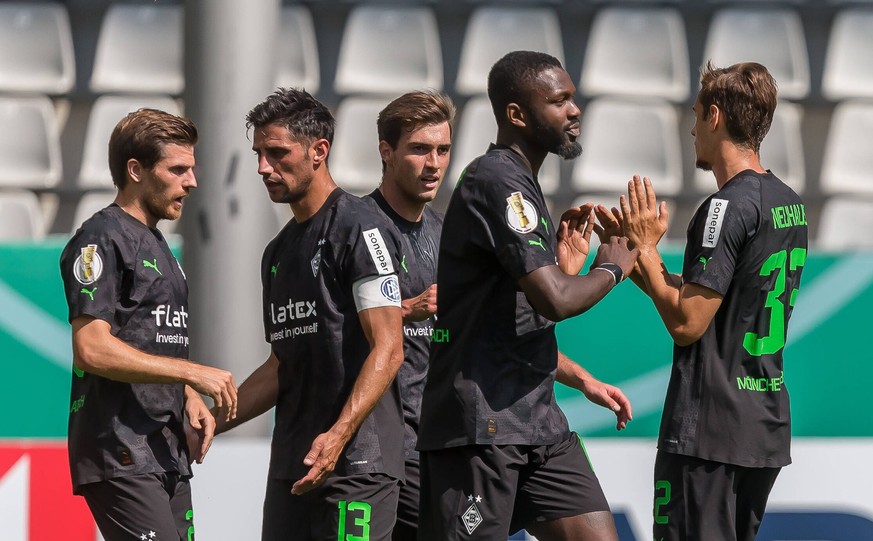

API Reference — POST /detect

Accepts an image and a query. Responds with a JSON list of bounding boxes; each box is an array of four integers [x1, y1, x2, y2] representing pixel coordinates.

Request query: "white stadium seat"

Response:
[[0, 2, 75, 94], [334, 6, 442, 95], [822, 7, 873, 101], [581, 7, 689, 102], [820, 100, 873, 196], [0, 96, 62, 189], [703, 7, 810, 100], [455, 7, 564, 96], [90, 4, 183, 94], [275, 6, 320, 94], [0, 190, 45, 241], [572, 98, 683, 197]]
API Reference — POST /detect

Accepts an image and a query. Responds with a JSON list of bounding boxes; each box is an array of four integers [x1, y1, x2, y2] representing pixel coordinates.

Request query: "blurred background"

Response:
[[1, 1, 872, 540]]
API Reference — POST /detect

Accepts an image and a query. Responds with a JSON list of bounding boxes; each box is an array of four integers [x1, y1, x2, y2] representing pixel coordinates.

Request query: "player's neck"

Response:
[[290, 174, 338, 223], [379, 183, 426, 223], [115, 192, 158, 229], [495, 134, 544, 177], [712, 145, 766, 189]]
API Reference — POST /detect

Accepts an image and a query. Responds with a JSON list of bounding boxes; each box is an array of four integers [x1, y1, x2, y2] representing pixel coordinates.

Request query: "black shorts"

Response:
[[392, 457, 420, 541], [262, 473, 400, 541], [79, 472, 194, 541], [653, 451, 781, 541], [419, 433, 610, 540]]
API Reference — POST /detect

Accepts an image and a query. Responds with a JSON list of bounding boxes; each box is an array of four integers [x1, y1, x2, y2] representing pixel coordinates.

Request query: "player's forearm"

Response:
[[329, 342, 403, 443], [74, 331, 197, 385], [214, 354, 279, 435], [555, 351, 592, 391], [521, 266, 616, 322], [635, 247, 693, 340]]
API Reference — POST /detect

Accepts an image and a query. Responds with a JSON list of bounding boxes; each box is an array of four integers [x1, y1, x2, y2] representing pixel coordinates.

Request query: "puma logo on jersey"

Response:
[[528, 238, 546, 251], [401, 255, 408, 273], [143, 259, 162, 275], [699, 256, 712, 270], [80, 287, 97, 300], [540, 216, 549, 234], [271, 262, 280, 277]]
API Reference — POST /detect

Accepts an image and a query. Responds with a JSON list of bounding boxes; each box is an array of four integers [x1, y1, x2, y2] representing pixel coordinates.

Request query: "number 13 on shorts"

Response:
[[337, 500, 372, 541]]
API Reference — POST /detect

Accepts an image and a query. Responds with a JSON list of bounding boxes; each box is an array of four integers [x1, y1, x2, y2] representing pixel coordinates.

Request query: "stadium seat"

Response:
[[0, 96, 62, 189], [822, 7, 873, 101], [571, 98, 683, 197], [693, 101, 805, 194], [820, 100, 873, 196], [817, 197, 873, 250], [90, 4, 183, 94], [0, 2, 75, 94], [580, 7, 689, 103], [275, 6, 320, 94], [703, 7, 810, 100], [0, 190, 45, 241], [329, 97, 390, 195], [455, 7, 564, 96], [449, 95, 560, 195], [334, 6, 442, 95], [78, 95, 182, 189]]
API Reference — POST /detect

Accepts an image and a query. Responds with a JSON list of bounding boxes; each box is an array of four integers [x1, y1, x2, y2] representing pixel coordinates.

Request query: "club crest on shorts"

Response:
[[505, 192, 538, 234], [462, 494, 484, 534], [73, 244, 103, 285]]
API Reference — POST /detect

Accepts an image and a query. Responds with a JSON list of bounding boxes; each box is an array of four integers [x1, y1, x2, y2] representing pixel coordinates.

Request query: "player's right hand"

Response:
[[592, 236, 639, 278], [188, 365, 238, 421]]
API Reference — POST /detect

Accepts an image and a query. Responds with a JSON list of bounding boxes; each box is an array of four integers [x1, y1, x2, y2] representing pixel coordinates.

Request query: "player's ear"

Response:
[[378, 140, 393, 165], [708, 104, 721, 131], [506, 103, 527, 129], [127, 159, 143, 185], [310, 138, 331, 166]]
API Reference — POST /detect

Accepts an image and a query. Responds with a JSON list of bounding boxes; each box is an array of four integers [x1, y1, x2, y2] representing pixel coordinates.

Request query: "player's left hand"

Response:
[[620, 175, 669, 251], [579, 378, 633, 431], [557, 203, 595, 275], [291, 429, 346, 495], [184, 392, 216, 464]]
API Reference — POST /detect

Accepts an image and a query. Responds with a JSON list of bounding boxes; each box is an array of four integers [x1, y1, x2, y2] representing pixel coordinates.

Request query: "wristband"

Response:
[[592, 263, 624, 285]]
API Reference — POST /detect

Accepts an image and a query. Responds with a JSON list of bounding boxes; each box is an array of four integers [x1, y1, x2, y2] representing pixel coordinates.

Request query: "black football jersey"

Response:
[[659, 171, 808, 468], [418, 144, 571, 450], [59, 204, 191, 492], [261, 189, 405, 481], [366, 189, 443, 460]]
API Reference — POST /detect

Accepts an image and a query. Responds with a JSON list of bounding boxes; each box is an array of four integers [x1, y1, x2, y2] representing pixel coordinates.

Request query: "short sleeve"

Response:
[[683, 195, 758, 295], [341, 212, 403, 286], [60, 229, 124, 325], [470, 163, 555, 280]]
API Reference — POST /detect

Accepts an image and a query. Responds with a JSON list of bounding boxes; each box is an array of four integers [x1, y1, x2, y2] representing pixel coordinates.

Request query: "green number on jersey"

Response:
[[337, 500, 372, 541], [743, 248, 806, 356], [654, 480, 671, 525]]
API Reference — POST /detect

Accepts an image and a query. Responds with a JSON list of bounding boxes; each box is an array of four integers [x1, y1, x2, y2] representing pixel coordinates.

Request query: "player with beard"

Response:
[[59, 108, 238, 540], [417, 51, 638, 540]]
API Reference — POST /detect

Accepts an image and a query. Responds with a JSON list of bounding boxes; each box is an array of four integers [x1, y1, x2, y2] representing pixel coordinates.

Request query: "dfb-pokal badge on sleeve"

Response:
[[505, 191, 537, 234], [73, 244, 103, 285]]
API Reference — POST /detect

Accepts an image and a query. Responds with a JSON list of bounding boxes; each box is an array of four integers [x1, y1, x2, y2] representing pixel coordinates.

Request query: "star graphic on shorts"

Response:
[[467, 494, 473, 502], [475, 495, 482, 503], [140, 535, 147, 541], [149, 532, 156, 538]]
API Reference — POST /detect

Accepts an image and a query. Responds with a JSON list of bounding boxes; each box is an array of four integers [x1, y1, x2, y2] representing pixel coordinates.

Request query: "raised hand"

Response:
[[620, 175, 669, 251], [556, 203, 595, 276]]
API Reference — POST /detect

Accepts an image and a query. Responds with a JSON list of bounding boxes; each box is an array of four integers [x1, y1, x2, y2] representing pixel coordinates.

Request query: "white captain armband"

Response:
[[352, 274, 401, 312]]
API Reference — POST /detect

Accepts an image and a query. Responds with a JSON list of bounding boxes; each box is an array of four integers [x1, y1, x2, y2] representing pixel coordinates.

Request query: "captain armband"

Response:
[[352, 274, 401, 312]]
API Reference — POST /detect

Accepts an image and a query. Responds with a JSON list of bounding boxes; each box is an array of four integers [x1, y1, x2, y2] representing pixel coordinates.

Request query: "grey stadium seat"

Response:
[[0, 2, 75, 94], [0, 96, 62, 189]]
